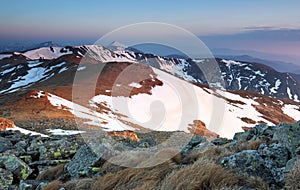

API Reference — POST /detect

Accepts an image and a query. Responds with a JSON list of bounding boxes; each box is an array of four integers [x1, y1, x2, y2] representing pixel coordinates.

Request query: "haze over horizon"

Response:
[[1, 0, 300, 63]]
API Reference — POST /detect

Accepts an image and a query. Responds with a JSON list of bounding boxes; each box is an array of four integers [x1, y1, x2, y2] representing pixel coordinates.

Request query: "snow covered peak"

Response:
[[106, 41, 128, 51], [22, 47, 72, 60]]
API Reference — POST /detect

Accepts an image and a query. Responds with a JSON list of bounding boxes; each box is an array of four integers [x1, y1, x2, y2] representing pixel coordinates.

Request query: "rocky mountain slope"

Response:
[[0, 45, 300, 139], [1, 120, 300, 189]]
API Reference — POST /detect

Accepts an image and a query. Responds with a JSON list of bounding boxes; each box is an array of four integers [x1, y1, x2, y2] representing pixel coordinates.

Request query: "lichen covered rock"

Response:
[[0, 168, 13, 190], [0, 154, 32, 180]]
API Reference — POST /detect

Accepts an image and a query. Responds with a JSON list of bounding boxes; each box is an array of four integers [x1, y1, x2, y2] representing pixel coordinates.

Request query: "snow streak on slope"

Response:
[[46, 92, 135, 131], [156, 57, 199, 83], [46, 129, 86, 135], [0, 61, 68, 93], [77, 45, 136, 63], [282, 104, 300, 119], [7, 125, 85, 137], [7, 125, 48, 137], [0, 54, 12, 60]]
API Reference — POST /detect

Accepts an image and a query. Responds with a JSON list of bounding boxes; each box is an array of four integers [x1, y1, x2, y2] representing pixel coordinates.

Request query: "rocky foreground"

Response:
[[1, 122, 300, 190]]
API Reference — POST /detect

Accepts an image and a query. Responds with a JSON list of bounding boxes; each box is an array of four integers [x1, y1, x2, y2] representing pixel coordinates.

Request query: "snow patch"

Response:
[[47, 93, 135, 131], [0, 66, 15, 75], [23, 47, 72, 60], [254, 70, 265, 77], [1, 67, 47, 93], [0, 54, 12, 60], [90, 68, 275, 138], [270, 79, 281, 93], [222, 59, 246, 66], [287, 87, 293, 100], [46, 129, 86, 135], [282, 104, 300, 119], [128, 82, 142, 88], [77, 66, 86, 71], [8, 125, 48, 137], [30, 91, 45, 98]]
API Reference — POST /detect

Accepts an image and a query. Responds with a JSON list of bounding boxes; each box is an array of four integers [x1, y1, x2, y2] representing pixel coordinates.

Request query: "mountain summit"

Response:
[[106, 41, 128, 51]]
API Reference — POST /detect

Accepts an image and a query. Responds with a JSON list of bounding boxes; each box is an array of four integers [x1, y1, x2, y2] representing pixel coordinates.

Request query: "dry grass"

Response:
[[183, 146, 234, 164], [63, 178, 94, 190], [236, 139, 265, 152], [160, 162, 239, 190], [100, 150, 152, 173], [136, 148, 181, 167], [90, 150, 180, 190], [160, 159, 270, 190], [285, 160, 300, 190], [36, 164, 65, 181], [42, 180, 63, 190]]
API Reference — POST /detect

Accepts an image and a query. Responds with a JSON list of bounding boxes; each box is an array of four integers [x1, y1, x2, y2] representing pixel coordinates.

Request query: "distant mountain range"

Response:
[[211, 48, 300, 74], [0, 44, 300, 139], [0, 41, 60, 53]]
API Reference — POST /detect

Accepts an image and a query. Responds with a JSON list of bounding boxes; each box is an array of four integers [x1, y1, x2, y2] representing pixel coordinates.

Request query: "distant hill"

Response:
[[216, 54, 300, 74]]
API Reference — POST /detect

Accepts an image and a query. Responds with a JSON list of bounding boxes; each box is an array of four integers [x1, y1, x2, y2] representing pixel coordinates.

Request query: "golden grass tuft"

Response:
[[91, 151, 179, 190], [42, 180, 63, 190], [285, 160, 300, 190], [183, 146, 234, 164], [100, 150, 152, 174], [136, 148, 181, 167], [160, 162, 239, 190], [37, 164, 65, 181], [236, 139, 266, 152]]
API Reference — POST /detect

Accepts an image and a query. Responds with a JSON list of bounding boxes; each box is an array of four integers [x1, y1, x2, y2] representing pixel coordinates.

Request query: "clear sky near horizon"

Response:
[[0, 0, 300, 62]]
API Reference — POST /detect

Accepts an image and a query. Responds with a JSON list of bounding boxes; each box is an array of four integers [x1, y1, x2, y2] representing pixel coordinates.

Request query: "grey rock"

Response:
[[211, 138, 232, 146], [66, 144, 110, 178], [35, 182, 48, 190], [295, 146, 300, 156], [136, 137, 156, 148], [273, 123, 300, 157], [19, 180, 41, 190], [38, 138, 80, 160], [220, 150, 274, 183], [193, 142, 215, 152], [233, 123, 276, 142], [258, 143, 289, 168], [285, 157, 300, 173], [220, 146, 286, 188], [0, 154, 33, 180], [0, 168, 13, 190], [189, 135, 207, 147], [0, 139, 12, 153]]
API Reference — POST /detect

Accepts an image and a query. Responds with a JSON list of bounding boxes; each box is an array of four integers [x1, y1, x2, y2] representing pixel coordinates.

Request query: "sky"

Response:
[[0, 0, 300, 62]]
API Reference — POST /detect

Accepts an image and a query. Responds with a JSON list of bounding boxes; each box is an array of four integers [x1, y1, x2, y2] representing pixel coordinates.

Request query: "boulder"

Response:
[[258, 143, 288, 183], [0, 168, 14, 189], [220, 146, 286, 188], [285, 157, 300, 173], [220, 150, 274, 183], [38, 138, 80, 160], [0, 137, 12, 153], [0, 154, 33, 180], [273, 122, 300, 157], [136, 137, 156, 148], [66, 144, 110, 178], [19, 180, 41, 190], [211, 138, 232, 146], [189, 135, 207, 147], [295, 146, 300, 156], [193, 142, 215, 152], [233, 123, 276, 142]]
